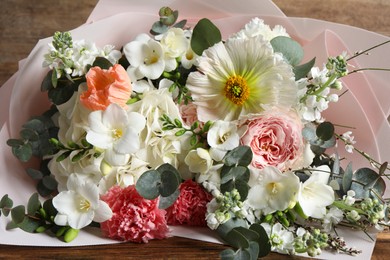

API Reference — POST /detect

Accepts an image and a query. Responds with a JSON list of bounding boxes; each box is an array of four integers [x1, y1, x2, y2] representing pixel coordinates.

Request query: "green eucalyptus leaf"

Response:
[[18, 217, 41, 233], [174, 19, 187, 29], [220, 249, 236, 260], [191, 18, 222, 56], [23, 118, 46, 133], [217, 218, 249, 239], [233, 227, 259, 242], [136, 170, 161, 200], [43, 198, 58, 217], [37, 176, 57, 197], [320, 136, 336, 148], [6, 221, 18, 230], [235, 180, 249, 201], [270, 36, 304, 66], [11, 205, 26, 224], [26, 168, 44, 180], [27, 193, 41, 215], [20, 128, 39, 141], [221, 166, 249, 184], [293, 57, 316, 80], [350, 168, 386, 198], [221, 180, 235, 194], [316, 121, 334, 141], [302, 125, 316, 142], [0, 195, 13, 217], [41, 70, 54, 91], [159, 189, 180, 209], [249, 223, 271, 257], [342, 162, 353, 193], [159, 170, 180, 197], [223, 146, 253, 167], [92, 57, 113, 70], [151, 21, 169, 35], [225, 228, 250, 249], [6, 139, 24, 147], [48, 83, 75, 105], [12, 143, 33, 162], [247, 241, 260, 260]]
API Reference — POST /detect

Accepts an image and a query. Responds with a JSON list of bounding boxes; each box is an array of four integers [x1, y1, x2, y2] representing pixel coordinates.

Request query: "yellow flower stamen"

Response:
[[224, 75, 249, 105], [112, 128, 123, 140], [79, 199, 91, 212], [267, 182, 279, 194]]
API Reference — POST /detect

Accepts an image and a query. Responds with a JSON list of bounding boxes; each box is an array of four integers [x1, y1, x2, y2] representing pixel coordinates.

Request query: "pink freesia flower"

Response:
[[80, 64, 132, 111], [166, 179, 213, 226], [240, 110, 304, 172], [100, 185, 169, 243]]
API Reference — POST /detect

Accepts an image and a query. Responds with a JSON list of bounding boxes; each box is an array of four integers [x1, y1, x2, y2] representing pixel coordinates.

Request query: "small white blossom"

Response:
[[184, 148, 213, 174], [322, 207, 344, 232], [261, 223, 294, 254], [207, 120, 240, 161]]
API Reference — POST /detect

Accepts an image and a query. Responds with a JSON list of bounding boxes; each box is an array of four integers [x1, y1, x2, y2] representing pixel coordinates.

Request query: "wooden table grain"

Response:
[[0, 0, 389, 259]]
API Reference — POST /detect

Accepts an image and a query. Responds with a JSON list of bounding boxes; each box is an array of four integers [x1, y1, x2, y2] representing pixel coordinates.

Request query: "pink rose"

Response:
[[240, 110, 304, 171], [166, 179, 213, 226], [80, 64, 132, 111], [100, 185, 169, 243], [179, 102, 201, 127]]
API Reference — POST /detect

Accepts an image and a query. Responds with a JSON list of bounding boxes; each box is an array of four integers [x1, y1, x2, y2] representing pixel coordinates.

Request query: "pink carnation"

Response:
[[240, 110, 304, 172], [100, 185, 169, 243], [166, 179, 213, 226]]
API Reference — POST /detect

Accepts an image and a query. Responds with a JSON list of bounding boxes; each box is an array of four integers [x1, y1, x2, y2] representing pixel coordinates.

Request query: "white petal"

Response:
[[54, 213, 68, 226], [127, 112, 146, 133], [115, 128, 140, 154], [86, 131, 112, 149], [102, 104, 128, 129], [68, 210, 94, 229], [247, 184, 267, 209], [93, 201, 113, 223], [53, 191, 78, 215]]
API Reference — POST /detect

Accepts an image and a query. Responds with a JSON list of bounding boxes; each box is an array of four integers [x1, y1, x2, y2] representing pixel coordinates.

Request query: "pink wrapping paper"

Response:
[[1, 1, 389, 259]]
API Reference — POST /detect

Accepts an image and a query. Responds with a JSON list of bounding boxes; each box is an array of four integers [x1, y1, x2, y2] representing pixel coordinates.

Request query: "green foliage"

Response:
[[92, 57, 113, 70], [191, 18, 222, 56], [0, 193, 77, 242], [270, 36, 304, 66], [294, 57, 316, 80], [136, 163, 181, 208], [150, 6, 187, 35], [219, 222, 271, 260], [223, 146, 252, 167], [350, 168, 386, 199], [160, 114, 212, 148]]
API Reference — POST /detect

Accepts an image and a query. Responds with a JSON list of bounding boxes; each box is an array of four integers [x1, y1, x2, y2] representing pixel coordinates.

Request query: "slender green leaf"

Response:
[[342, 162, 353, 193], [26, 168, 44, 180]]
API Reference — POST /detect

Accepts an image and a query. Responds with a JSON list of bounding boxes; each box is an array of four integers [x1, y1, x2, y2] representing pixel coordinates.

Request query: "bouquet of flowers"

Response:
[[1, 4, 389, 259]]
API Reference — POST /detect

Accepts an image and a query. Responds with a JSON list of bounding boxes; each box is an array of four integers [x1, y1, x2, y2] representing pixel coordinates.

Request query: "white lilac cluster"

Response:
[[43, 32, 121, 79]]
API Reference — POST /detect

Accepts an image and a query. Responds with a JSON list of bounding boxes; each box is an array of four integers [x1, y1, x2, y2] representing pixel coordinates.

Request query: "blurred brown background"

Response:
[[0, 0, 389, 259]]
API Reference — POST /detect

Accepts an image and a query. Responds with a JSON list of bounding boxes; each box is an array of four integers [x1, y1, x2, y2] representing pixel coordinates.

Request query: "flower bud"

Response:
[[64, 228, 79, 243]]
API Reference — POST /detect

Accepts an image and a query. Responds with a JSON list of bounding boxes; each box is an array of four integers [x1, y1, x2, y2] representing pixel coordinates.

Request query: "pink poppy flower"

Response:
[[100, 185, 169, 243], [80, 64, 132, 111], [166, 179, 213, 226]]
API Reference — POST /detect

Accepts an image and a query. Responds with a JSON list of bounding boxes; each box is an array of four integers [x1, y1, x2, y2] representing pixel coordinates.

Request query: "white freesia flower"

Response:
[[297, 165, 335, 218], [207, 120, 240, 161], [124, 34, 165, 80], [184, 148, 213, 174], [86, 103, 146, 166], [261, 223, 294, 254], [160, 28, 188, 71], [247, 166, 300, 214], [53, 174, 112, 229]]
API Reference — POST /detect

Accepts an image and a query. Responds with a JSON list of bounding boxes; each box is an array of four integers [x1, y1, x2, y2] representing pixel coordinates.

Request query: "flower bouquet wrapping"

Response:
[[1, 0, 390, 259]]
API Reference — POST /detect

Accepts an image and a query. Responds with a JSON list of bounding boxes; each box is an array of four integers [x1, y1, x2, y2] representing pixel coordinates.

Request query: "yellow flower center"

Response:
[[224, 75, 249, 105], [112, 128, 123, 140], [79, 198, 91, 212], [267, 182, 279, 194]]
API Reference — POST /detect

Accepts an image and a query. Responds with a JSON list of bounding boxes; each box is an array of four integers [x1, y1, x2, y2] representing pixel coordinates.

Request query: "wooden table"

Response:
[[0, 0, 389, 259]]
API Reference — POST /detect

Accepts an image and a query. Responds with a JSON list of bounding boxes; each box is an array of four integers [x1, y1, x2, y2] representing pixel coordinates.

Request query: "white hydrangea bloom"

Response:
[[232, 17, 290, 41]]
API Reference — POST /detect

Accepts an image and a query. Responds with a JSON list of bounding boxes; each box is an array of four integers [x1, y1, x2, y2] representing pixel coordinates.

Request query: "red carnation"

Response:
[[166, 179, 213, 226], [100, 185, 169, 243]]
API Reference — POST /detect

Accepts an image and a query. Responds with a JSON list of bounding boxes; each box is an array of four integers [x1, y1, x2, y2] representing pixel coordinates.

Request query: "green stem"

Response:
[[332, 200, 365, 215], [347, 40, 390, 61]]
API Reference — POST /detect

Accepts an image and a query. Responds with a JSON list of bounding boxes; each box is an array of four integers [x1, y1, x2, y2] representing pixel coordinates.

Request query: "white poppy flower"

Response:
[[86, 103, 146, 166], [297, 165, 335, 218], [53, 174, 112, 229], [247, 166, 300, 214]]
